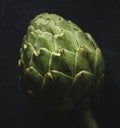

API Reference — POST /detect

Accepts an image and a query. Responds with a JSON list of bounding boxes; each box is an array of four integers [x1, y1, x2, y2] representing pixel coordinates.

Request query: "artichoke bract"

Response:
[[18, 13, 105, 127]]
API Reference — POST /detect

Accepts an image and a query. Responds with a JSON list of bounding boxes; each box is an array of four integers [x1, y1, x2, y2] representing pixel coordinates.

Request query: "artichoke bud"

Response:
[[18, 13, 105, 106]]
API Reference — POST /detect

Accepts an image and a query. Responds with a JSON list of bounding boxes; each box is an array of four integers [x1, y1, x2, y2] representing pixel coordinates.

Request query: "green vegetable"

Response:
[[18, 13, 105, 128]]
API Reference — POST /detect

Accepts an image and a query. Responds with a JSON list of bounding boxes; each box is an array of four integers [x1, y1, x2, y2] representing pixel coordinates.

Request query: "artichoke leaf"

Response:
[[34, 32, 55, 51], [27, 31, 36, 45], [75, 31, 96, 52], [68, 20, 81, 31], [94, 48, 105, 77], [25, 67, 43, 91], [74, 30, 88, 47], [42, 70, 73, 88], [59, 48, 75, 76], [25, 66, 43, 81], [54, 29, 78, 52], [85, 33, 98, 49], [27, 25, 35, 34], [22, 43, 35, 67], [74, 47, 91, 75], [48, 52, 70, 74], [55, 19, 75, 31], [47, 20, 62, 35], [72, 70, 95, 99], [31, 48, 51, 75]]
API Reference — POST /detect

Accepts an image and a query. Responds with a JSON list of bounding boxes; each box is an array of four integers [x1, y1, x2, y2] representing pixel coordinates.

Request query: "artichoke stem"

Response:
[[79, 107, 98, 128]]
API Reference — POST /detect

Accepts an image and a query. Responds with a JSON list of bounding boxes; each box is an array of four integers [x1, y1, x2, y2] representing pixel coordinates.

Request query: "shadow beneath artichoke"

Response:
[[25, 95, 97, 128], [26, 71, 120, 128], [17, 69, 120, 128]]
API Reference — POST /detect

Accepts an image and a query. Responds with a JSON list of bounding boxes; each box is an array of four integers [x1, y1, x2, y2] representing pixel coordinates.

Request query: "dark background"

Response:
[[0, 0, 120, 128]]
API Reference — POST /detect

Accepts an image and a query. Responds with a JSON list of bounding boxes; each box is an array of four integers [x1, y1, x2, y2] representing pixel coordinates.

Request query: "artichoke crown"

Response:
[[18, 13, 105, 105]]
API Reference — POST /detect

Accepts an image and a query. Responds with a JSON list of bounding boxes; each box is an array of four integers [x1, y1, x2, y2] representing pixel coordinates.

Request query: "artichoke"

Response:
[[18, 13, 105, 128]]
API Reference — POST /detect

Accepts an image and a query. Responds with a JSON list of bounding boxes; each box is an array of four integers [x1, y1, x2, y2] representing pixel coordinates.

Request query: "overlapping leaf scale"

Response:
[[21, 43, 35, 67], [25, 67, 43, 89], [48, 52, 71, 75], [42, 70, 73, 87], [30, 48, 51, 76], [94, 48, 105, 77], [74, 47, 92, 75], [72, 70, 95, 100], [54, 29, 78, 52], [34, 31, 55, 52]]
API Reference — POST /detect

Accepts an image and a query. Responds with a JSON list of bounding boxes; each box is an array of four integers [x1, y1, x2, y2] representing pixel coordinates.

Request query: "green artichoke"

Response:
[[18, 13, 105, 128]]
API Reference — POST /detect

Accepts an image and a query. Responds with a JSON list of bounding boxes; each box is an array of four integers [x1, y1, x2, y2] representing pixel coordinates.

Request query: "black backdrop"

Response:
[[0, 0, 120, 128]]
